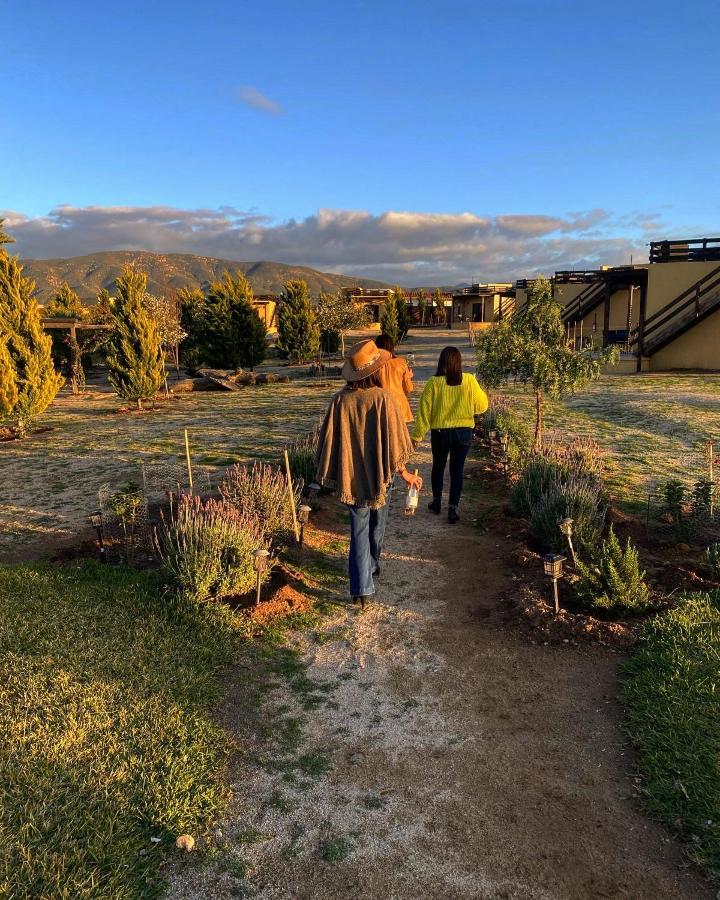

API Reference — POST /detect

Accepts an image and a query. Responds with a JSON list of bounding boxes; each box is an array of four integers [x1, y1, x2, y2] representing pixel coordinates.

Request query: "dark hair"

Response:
[[436, 346, 463, 386], [345, 371, 384, 391], [375, 334, 396, 357]]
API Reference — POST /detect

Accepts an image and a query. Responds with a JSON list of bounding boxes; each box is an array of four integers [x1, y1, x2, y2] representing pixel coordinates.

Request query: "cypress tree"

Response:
[[277, 280, 320, 362], [201, 272, 266, 369], [0, 337, 18, 416], [393, 287, 410, 341], [106, 267, 164, 409], [380, 293, 400, 344], [0, 233, 64, 436], [46, 282, 85, 319]]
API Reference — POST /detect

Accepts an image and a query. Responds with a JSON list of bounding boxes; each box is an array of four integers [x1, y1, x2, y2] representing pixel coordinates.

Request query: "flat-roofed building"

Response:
[[451, 282, 515, 331]]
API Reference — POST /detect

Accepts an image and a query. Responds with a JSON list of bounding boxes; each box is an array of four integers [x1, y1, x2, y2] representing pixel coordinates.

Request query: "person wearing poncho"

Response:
[[315, 339, 422, 607]]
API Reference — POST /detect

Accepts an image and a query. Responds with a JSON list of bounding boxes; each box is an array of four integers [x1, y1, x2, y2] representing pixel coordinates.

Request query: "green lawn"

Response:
[[499, 373, 720, 511], [0, 561, 239, 899], [621, 592, 720, 877]]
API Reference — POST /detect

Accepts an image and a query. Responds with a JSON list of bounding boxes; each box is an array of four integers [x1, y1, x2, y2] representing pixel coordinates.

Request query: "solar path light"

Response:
[[557, 517, 577, 565], [542, 553, 566, 615], [89, 511, 106, 562], [252, 548, 271, 606], [298, 505, 312, 545]]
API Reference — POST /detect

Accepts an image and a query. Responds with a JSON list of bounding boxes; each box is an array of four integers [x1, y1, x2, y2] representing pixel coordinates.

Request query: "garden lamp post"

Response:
[[557, 517, 577, 565], [542, 554, 566, 615], [252, 548, 270, 606], [308, 482, 321, 501], [298, 505, 312, 546], [89, 511, 106, 562], [488, 429, 497, 457]]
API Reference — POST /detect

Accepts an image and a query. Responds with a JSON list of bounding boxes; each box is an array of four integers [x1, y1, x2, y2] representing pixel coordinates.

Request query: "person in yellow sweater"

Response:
[[411, 346, 489, 523]]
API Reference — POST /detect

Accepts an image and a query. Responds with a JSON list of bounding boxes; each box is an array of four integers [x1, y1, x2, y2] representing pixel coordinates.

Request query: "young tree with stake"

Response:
[[475, 276, 617, 448]]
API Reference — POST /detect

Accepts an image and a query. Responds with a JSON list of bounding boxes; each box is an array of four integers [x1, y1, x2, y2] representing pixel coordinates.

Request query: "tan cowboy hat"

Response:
[[341, 338, 391, 382]]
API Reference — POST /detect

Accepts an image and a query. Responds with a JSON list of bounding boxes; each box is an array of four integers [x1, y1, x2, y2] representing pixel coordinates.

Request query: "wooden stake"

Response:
[[284, 449, 301, 542], [184, 429, 193, 492]]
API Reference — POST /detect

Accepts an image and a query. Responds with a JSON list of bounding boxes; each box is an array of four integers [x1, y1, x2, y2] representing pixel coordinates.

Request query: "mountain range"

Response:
[[19, 251, 392, 303]]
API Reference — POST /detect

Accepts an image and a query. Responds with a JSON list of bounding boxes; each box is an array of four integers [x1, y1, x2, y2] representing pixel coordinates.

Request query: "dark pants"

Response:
[[430, 427, 473, 508]]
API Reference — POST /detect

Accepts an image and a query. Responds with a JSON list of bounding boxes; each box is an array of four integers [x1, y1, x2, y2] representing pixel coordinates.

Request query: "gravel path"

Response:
[[167, 331, 712, 899]]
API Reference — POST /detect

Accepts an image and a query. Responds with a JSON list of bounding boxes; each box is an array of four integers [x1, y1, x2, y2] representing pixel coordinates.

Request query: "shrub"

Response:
[[692, 478, 713, 516], [157, 495, 267, 602], [706, 543, 720, 579], [285, 429, 319, 487], [662, 478, 686, 518], [484, 395, 533, 474], [575, 525, 650, 612], [528, 473, 607, 552], [220, 462, 301, 545], [510, 453, 563, 516], [510, 438, 605, 517]]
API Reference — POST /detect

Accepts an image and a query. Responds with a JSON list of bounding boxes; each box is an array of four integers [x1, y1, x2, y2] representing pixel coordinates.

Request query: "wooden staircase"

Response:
[[561, 278, 605, 324], [629, 264, 720, 356]]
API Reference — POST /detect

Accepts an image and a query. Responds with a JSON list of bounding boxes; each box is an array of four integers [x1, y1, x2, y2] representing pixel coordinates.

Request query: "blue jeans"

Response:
[[430, 427, 474, 507], [347, 502, 390, 598]]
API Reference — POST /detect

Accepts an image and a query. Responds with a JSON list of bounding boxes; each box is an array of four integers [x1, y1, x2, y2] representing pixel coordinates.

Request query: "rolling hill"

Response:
[[20, 251, 392, 303]]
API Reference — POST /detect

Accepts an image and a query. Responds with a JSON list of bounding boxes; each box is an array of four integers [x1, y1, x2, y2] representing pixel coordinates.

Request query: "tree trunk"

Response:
[[534, 389, 543, 449]]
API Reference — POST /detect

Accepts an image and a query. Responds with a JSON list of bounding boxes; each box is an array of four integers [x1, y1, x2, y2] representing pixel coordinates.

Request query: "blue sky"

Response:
[[2, 0, 718, 283]]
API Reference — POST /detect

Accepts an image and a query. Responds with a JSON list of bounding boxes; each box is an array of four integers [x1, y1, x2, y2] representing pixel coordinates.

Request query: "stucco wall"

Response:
[[553, 281, 591, 309], [650, 306, 720, 370], [646, 260, 719, 317]]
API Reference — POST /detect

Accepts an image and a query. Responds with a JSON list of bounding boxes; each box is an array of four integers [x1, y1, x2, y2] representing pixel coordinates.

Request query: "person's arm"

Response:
[[402, 361, 414, 396], [410, 378, 434, 443], [471, 376, 489, 415]]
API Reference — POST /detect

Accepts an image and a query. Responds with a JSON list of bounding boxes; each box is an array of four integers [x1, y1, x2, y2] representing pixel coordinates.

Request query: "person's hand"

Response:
[[400, 469, 423, 490]]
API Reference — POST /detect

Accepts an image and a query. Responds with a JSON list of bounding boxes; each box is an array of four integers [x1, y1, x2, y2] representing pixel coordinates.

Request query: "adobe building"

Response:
[[514, 237, 720, 371], [631, 238, 720, 370], [450, 283, 515, 330]]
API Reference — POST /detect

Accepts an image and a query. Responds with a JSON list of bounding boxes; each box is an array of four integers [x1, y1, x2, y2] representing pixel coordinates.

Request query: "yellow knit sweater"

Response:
[[411, 373, 489, 440]]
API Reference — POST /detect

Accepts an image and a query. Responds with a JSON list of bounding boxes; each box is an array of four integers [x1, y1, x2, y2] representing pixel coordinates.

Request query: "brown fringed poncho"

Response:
[[315, 386, 413, 509]]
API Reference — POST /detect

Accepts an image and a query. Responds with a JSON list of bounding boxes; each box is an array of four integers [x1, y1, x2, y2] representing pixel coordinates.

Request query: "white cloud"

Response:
[[236, 85, 284, 115], [2, 204, 656, 284]]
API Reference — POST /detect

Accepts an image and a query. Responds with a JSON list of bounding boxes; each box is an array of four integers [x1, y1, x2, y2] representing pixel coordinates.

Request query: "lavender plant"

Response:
[[220, 461, 301, 545], [157, 495, 267, 602], [528, 472, 607, 552]]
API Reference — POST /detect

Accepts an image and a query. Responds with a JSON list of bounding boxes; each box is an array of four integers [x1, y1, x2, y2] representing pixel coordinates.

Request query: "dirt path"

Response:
[[168, 332, 712, 899], [168, 449, 711, 899]]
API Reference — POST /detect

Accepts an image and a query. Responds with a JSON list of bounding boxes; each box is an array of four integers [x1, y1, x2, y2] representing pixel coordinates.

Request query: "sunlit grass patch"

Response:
[[621, 592, 720, 877], [0, 561, 240, 899]]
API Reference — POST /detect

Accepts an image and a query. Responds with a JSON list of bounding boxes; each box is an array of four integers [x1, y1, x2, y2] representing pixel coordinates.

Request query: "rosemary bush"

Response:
[[575, 525, 650, 612], [220, 461, 301, 545], [157, 495, 267, 602]]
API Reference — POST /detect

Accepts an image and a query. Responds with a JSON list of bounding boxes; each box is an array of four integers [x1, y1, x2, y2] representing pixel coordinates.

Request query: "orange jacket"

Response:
[[379, 356, 414, 422]]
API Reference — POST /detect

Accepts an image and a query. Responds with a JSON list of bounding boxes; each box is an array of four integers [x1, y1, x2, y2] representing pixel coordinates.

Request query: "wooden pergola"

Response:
[[41, 319, 113, 338]]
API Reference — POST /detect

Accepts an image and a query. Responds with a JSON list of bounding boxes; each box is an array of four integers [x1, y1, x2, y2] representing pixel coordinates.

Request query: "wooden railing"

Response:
[[630, 264, 720, 354], [649, 238, 720, 264], [561, 279, 606, 323]]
